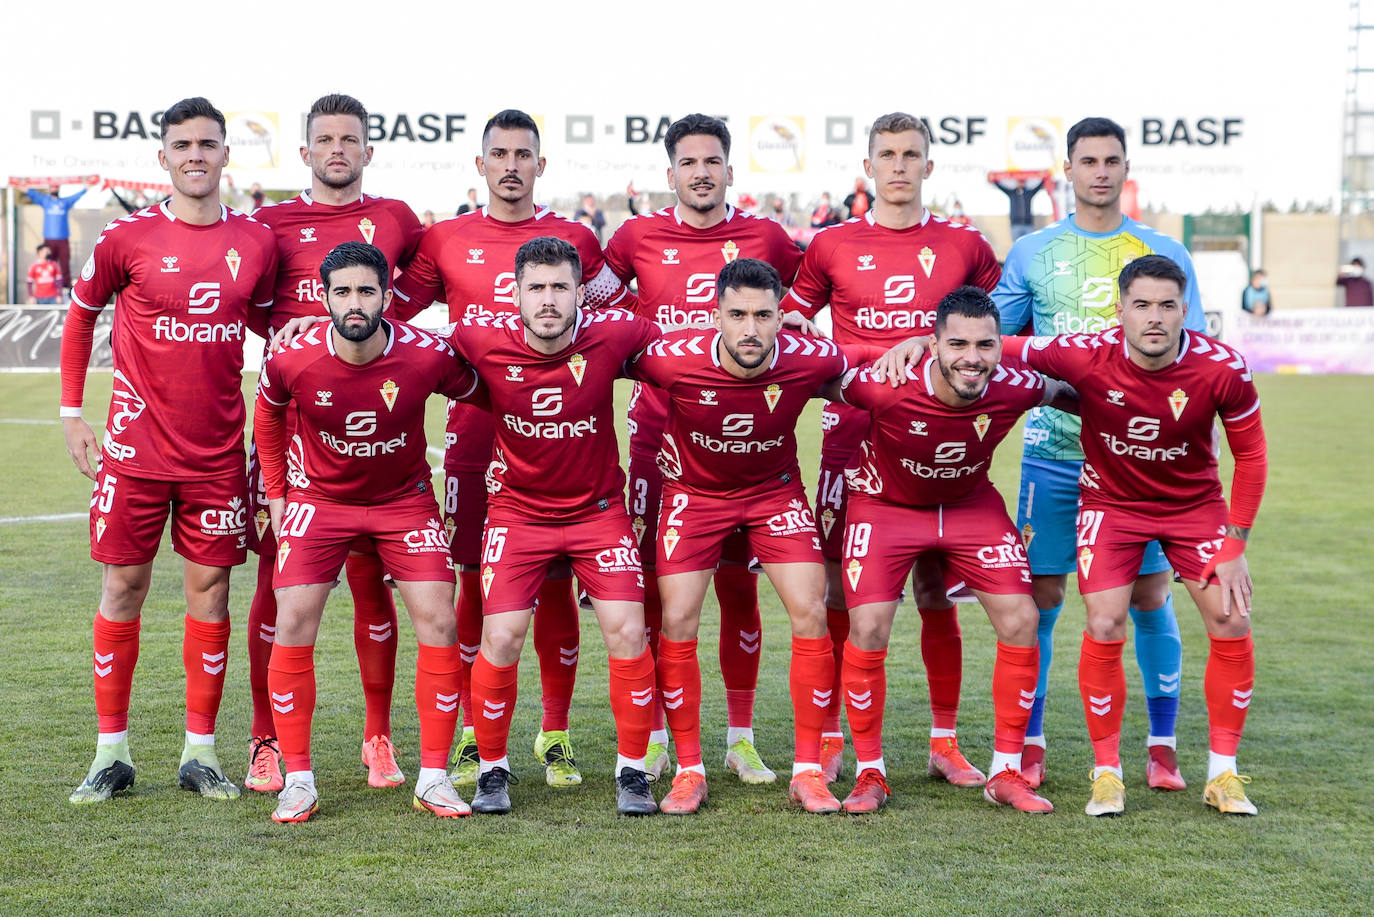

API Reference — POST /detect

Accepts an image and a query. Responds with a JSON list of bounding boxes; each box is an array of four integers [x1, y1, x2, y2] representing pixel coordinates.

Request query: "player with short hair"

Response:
[[441, 236, 660, 816], [782, 111, 1002, 787], [837, 287, 1063, 814], [993, 117, 1207, 790], [1007, 254, 1267, 816], [254, 241, 483, 822], [628, 258, 848, 814], [391, 109, 634, 789], [61, 96, 279, 803], [243, 92, 427, 794], [604, 113, 804, 784]]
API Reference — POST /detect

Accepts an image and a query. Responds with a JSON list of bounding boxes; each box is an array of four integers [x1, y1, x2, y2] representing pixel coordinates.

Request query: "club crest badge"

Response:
[[918, 246, 936, 278], [277, 539, 291, 573], [632, 515, 647, 546], [255, 510, 270, 540], [820, 508, 836, 538], [763, 383, 782, 413], [568, 353, 587, 386], [721, 240, 739, 263], [1169, 388, 1188, 421], [95, 518, 107, 542], [481, 565, 495, 597], [845, 558, 863, 590], [380, 379, 399, 411], [973, 413, 991, 440], [1078, 546, 1094, 579], [662, 526, 681, 559], [358, 217, 376, 244], [225, 248, 241, 281]]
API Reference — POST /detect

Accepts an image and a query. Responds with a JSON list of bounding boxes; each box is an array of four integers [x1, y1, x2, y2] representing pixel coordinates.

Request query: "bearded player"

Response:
[[993, 118, 1206, 790], [254, 242, 483, 822], [627, 259, 848, 815], [441, 236, 659, 816], [61, 97, 278, 803], [604, 113, 804, 783], [1006, 255, 1266, 816], [781, 112, 1002, 787], [391, 110, 634, 789], [243, 93, 426, 794], [842, 287, 1082, 815]]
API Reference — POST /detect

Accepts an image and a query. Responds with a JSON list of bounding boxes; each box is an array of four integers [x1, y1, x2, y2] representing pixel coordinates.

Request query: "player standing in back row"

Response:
[[993, 117, 1207, 790], [392, 110, 634, 789], [782, 112, 1001, 787], [61, 97, 278, 803], [244, 93, 426, 794], [603, 113, 804, 783]]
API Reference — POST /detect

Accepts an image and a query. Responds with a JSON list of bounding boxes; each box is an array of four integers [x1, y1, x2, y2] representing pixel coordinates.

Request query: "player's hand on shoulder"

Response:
[[270, 315, 324, 351], [781, 310, 823, 338], [62, 416, 99, 481], [1043, 378, 1081, 414], [872, 335, 931, 387]]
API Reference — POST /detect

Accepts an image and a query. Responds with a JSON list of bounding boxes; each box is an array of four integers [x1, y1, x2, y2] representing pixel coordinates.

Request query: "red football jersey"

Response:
[[783, 211, 1001, 468], [1014, 327, 1261, 509], [603, 204, 804, 459], [63, 202, 278, 480], [840, 351, 1044, 506], [28, 259, 62, 298], [630, 329, 846, 496], [392, 206, 631, 474], [256, 319, 478, 503], [254, 191, 423, 329], [443, 308, 659, 523]]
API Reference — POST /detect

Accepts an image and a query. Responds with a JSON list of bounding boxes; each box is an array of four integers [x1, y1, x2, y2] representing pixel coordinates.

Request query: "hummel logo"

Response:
[[436, 691, 459, 713], [201, 651, 226, 675], [738, 629, 760, 654], [1054, 260, 1072, 276], [630, 687, 654, 707], [811, 688, 832, 708], [258, 623, 276, 644], [272, 691, 295, 714], [94, 651, 114, 678], [662, 687, 684, 710], [662, 248, 680, 264], [160, 255, 180, 273], [458, 641, 479, 664], [699, 389, 718, 405], [908, 420, 928, 436], [857, 254, 876, 271], [1107, 390, 1125, 406], [482, 699, 508, 720], [368, 622, 393, 643], [315, 390, 333, 406], [506, 365, 524, 382], [847, 689, 873, 711], [299, 227, 317, 243], [1018, 689, 1035, 710], [467, 248, 484, 264], [559, 646, 578, 666], [1089, 693, 1112, 716]]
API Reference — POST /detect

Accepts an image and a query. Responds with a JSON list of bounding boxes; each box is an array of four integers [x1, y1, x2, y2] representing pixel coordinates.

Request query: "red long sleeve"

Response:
[[253, 394, 290, 500], [59, 301, 99, 410], [1222, 410, 1267, 529]]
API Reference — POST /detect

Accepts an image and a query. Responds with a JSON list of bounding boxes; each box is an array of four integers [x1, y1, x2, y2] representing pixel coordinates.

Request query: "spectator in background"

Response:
[[575, 193, 607, 242], [1338, 257, 1373, 307], [843, 177, 873, 219], [810, 192, 840, 228], [24, 179, 96, 291], [249, 183, 268, 213], [995, 175, 1045, 241], [456, 187, 481, 215], [422, 209, 437, 229], [27, 243, 64, 304], [1241, 269, 1272, 316], [768, 195, 794, 227], [626, 181, 652, 217]]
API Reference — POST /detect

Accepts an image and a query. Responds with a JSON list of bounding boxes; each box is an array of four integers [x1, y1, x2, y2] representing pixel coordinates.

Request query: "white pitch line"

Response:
[[0, 512, 87, 524], [1, 418, 58, 424]]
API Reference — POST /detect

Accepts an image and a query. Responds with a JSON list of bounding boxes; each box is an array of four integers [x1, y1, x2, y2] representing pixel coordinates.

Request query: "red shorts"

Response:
[[246, 441, 275, 556], [1075, 499, 1228, 593], [442, 469, 489, 567], [657, 481, 822, 575], [629, 453, 753, 570], [816, 404, 863, 561], [842, 488, 1031, 606], [273, 492, 454, 589], [480, 511, 644, 614], [90, 468, 248, 567]]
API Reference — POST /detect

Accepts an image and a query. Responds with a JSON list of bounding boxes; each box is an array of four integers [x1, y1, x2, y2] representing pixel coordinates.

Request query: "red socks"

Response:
[[918, 605, 962, 731], [790, 635, 835, 764], [268, 643, 317, 773], [415, 643, 461, 769], [183, 615, 230, 735], [533, 577, 579, 732], [1079, 633, 1127, 769], [92, 612, 140, 734], [841, 641, 887, 763], [345, 552, 398, 740], [1205, 633, 1254, 755], [823, 606, 849, 734], [607, 648, 655, 760], [715, 565, 760, 728], [991, 642, 1039, 754], [246, 554, 277, 737], [470, 651, 518, 762], [657, 638, 702, 767], [456, 569, 483, 730]]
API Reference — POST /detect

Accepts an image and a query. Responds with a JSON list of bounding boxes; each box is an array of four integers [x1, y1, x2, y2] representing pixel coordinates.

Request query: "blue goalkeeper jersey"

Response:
[[992, 213, 1204, 462]]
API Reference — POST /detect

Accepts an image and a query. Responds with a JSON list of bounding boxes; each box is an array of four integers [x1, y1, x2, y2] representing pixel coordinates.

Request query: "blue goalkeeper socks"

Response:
[[1130, 593, 1181, 739], [1025, 601, 1062, 738]]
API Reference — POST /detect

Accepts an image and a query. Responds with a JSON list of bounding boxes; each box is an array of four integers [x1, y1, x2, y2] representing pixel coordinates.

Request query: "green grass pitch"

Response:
[[1, 371, 1371, 915]]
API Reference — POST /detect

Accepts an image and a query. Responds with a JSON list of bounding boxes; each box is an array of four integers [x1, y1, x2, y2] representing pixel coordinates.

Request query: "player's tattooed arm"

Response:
[[1225, 524, 1250, 542], [1041, 378, 1080, 414]]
